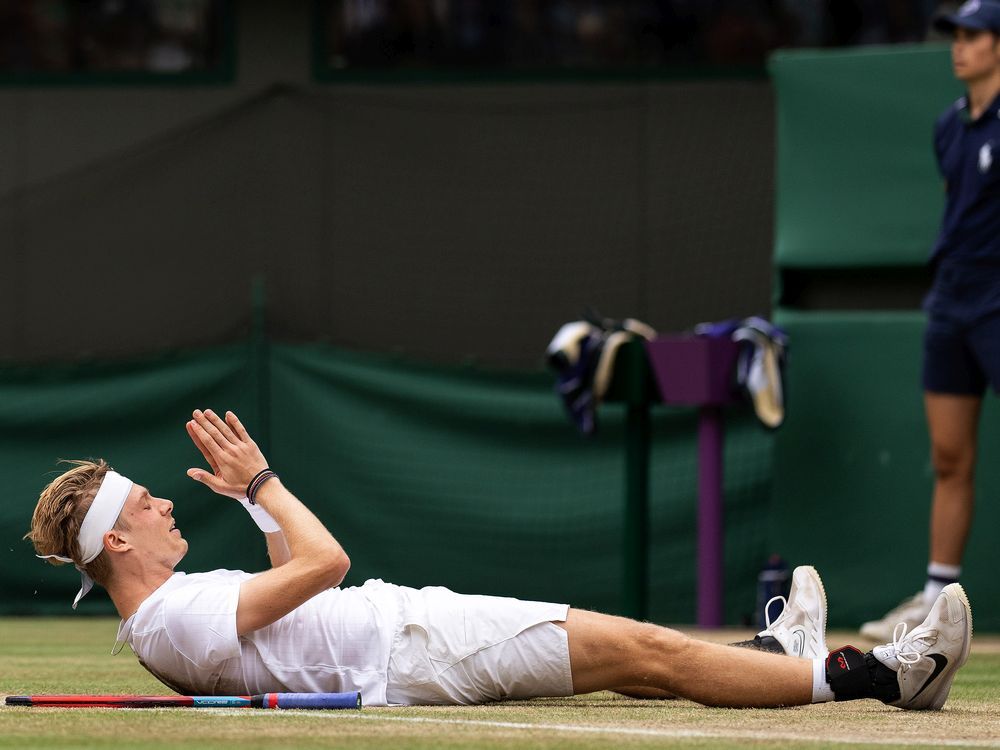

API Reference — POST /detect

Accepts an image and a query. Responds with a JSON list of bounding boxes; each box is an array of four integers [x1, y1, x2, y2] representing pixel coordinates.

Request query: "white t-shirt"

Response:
[[117, 570, 569, 706], [117, 570, 402, 706]]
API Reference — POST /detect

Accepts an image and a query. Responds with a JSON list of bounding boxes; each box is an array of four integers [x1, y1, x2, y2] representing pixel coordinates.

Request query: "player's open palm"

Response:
[[186, 409, 268, 499]]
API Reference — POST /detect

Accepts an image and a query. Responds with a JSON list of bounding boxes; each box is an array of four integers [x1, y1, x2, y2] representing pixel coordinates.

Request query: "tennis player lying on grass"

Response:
[[28, 409, 972, 710]]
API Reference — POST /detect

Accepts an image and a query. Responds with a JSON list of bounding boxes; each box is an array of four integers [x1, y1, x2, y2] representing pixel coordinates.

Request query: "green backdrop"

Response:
[[771, 311, 1000, 630], [1, 342, 774, 626], [771, 44, 960, 268]]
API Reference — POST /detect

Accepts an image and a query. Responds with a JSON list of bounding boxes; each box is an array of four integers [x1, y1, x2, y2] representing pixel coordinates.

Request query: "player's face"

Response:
[[951, 27, 1000, 82], [115, 484, 188, 568]]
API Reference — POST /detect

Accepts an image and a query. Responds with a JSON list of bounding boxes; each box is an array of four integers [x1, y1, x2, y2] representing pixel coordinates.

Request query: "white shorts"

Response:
[[383, 585, 573, 705]]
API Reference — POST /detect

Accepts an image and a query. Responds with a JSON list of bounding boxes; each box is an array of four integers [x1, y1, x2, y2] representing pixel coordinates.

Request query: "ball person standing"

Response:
[[863, 0, 1000, 639]]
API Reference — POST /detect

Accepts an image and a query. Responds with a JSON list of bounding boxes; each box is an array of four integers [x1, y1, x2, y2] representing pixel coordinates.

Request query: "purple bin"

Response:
[[645, 335, 740, 406]]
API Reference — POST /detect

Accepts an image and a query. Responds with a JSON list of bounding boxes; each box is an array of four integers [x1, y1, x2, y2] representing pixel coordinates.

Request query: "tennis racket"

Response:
[[5, 692, 361, 709]]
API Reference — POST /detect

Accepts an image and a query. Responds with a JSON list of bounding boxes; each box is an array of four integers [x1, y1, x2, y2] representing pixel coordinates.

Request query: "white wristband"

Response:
[[238, 496, 281, 533]]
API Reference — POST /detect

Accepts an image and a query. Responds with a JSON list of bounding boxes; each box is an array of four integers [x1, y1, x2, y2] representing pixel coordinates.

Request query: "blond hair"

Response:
[[26, 459, 129, 588]]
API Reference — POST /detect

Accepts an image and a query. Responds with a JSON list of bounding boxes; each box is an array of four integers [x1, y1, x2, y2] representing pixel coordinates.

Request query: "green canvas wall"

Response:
[[771, 311, 1000, 629], [1, 342, 774, 626], [771, 44, 960, 268]]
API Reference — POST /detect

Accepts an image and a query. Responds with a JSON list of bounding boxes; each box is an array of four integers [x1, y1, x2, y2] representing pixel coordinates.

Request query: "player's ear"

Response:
[[104, 529, 133, 554]]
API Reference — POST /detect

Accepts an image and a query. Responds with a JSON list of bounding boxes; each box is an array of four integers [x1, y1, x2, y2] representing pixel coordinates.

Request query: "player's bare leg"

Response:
[[925, 392, 980, 565], [608, 565, 829, 701], [559, 582, 972, 712], [558, 609, 812, 707]]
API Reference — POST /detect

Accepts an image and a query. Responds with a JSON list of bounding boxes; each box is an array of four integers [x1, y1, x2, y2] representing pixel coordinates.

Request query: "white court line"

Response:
[[216, 710, 1000, 748]]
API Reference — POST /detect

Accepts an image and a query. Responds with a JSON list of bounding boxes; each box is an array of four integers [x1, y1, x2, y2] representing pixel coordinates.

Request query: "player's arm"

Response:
[[186, 409, 350, 636], [263, 531, 291, 568]]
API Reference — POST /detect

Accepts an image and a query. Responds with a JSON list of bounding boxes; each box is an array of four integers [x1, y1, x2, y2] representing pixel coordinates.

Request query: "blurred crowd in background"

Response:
[[328, 0, 957, 70], [0, 0, 225, 73], [0, 0, 962, 75]]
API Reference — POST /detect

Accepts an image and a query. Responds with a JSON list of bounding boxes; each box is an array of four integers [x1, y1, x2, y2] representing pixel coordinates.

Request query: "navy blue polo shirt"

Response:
[[930, 92, 1000, 266]]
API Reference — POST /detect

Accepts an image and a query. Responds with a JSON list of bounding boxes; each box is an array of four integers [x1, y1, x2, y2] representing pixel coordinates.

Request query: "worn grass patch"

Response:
[[2, 619, 999, 749]]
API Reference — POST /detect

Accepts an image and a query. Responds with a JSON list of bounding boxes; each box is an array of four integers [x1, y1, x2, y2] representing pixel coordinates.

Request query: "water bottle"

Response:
[[756, 554, 790, 630]]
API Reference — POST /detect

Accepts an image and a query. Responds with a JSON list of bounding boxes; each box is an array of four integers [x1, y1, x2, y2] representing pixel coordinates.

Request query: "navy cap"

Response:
[[935, 0, 1000, 33]]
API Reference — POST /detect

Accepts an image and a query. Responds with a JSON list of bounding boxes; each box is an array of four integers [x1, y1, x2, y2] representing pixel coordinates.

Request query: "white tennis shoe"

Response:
[[860, 592, 933, 643], [757, 565, 828, 659], [872, 583, 972, 711]]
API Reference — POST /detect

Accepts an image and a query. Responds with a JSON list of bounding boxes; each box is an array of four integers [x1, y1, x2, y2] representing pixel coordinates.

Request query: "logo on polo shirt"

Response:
[[980, 141, 994, 173], [960, 0, 981, 16]]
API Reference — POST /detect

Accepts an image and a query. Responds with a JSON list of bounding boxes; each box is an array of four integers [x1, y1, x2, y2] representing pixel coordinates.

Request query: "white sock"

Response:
[[924, 562, 961, 605], [811, 657, 835, 703]]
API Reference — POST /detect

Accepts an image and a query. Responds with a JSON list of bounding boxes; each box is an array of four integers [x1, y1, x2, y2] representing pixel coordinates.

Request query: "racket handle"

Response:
[[254, 692, 362, 710]]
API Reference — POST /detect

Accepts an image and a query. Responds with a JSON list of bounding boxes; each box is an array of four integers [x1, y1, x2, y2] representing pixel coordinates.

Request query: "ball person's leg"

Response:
[[925, 392, 981, 566], [557, 609, 812, 707]]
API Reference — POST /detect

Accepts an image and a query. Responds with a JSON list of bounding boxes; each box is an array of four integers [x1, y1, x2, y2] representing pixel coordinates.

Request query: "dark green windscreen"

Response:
[[771, 44, 961, 268], [771, 310, 1000, 629], [2, 342, 773, 626]]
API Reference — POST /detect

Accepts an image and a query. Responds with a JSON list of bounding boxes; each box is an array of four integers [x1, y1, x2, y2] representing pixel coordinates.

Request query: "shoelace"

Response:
[[763, 595, 787, 630], [890, 621, 936, 667]]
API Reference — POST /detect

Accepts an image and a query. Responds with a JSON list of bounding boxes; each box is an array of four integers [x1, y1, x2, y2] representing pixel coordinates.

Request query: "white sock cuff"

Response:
[[927, 561, 961, 580], [811, 657, 835, 703], [923, 579, 946, 605]]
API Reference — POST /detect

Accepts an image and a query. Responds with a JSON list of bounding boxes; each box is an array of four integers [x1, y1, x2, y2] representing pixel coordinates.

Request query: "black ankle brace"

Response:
[[867, 654, 903, 704], [825, 646, 902, 703], [826, 646, 871, 700]]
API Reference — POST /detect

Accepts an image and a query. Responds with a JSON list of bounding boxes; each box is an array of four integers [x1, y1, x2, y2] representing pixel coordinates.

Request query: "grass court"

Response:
[[2, 618, 999, 750]]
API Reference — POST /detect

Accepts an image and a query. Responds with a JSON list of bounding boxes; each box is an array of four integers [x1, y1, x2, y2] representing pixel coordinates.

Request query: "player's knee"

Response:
[[930, 442, 975, 482], [629, 621, 689, 661]]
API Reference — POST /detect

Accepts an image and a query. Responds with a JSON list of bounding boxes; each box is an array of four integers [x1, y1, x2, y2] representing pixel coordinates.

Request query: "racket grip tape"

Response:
[[253, 692, 362, 710]]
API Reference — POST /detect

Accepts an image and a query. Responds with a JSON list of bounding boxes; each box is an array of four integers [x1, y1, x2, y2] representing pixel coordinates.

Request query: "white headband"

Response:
[[37, 470, 134, 609]]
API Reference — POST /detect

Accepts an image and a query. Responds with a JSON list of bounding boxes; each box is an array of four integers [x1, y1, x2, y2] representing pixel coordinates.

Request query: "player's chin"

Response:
[[172, 539, 189, 561]]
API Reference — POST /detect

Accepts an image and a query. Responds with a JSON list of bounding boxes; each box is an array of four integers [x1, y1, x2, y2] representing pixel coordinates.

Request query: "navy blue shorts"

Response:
[[923, 264, 1000, 396]]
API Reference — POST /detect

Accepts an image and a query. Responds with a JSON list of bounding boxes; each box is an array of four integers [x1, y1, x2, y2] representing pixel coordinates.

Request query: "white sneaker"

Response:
[[757, 565, 828, 659], [872, 583, 972, 711], [861, 592, 932, 642]]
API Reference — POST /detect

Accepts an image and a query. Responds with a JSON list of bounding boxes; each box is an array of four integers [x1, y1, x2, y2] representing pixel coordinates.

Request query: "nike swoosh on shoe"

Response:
[[789, 629, 806, 657], [911, 654, 949, 700]]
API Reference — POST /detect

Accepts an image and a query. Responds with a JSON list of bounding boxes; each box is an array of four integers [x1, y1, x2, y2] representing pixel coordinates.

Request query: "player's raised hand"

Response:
[[186, 409, 268, 499]]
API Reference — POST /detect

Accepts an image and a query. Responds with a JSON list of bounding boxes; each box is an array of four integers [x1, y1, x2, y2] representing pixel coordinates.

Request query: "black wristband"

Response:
[[246, 469, 278, 504]]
